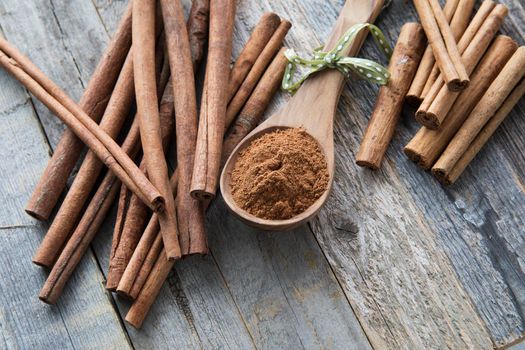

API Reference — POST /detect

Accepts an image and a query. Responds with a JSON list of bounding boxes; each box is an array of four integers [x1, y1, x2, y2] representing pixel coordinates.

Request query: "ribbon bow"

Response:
[[282, 23, 392, 93]]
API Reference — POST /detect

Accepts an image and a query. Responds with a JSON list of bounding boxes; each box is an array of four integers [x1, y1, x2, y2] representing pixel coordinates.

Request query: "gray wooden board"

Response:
[[0, 0, 525, 349], [307, 0, 525, 348], [0, 0, 374, 348], [91, 1, 371, 348], [0, 62, 130, 348]]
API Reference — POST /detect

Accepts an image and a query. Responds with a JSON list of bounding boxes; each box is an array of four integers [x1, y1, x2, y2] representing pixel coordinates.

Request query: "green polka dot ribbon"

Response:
[[282, 23, 392, 94]]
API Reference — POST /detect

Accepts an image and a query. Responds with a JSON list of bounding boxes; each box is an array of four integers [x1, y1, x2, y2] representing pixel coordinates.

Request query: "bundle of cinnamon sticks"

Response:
[[357, 0, 525, 186], [1, 0, 291, 328]]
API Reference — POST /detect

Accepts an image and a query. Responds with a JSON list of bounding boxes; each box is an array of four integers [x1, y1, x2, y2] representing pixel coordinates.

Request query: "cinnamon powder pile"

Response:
[[230, 128, 329, 220]]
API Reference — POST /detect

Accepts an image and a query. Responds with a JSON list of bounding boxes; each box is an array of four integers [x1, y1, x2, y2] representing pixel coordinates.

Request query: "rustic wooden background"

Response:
[[1, 0, 524, 348]]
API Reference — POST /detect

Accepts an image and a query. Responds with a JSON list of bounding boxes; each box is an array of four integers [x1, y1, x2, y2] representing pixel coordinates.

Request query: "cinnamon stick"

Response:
[[123, 48, 288, 318], [416, 3, 507, 129], [0, 39, 163, 211], [161, 0, 207, 255], [413, 0, 469, 91], [187, 0, 210, 71], [227, 12, 281, 102], [116, 198, 165, 299], [126, 249, 174, 328], [418, 0, 475, 99], [133, 0, 180, 260], [33, 51, 135, 268], [127, 233, 164, 300], [225, 19, 291, 128], [356, 23, 425, 170], [404, 36, 518, 169], [432, 46, 525, 178], [222, 47, 288, 165], [40, 78, 176, 304], [107, 0, 211, 291], [39, 123, 138, 305], [190, 0, 236, 200], [106, 43, 171, 291], [25, 2, 133, 221], [406, 0, 460, 105], [443, 78, 525, 184], [416, 0, 495, 114]]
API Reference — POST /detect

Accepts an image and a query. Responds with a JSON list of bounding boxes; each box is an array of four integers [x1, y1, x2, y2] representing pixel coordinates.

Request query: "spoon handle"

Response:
[[282, 0, 384, 150]]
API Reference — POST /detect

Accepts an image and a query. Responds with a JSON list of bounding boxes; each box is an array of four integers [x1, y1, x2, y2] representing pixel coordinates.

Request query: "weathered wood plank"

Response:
[[207, 201, 372, 350], [92, 2, 372, 349], [90, 1, 258, 348], [0, 63, 130, 348], [1, 0, 524, 348], [0, 0, 109, 148], [303, 0, 525, 348], [91, 206, 255, 349]]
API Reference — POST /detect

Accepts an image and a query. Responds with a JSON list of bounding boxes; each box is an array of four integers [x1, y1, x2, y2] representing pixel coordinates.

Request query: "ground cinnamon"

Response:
[[230, 128, 329, 220]]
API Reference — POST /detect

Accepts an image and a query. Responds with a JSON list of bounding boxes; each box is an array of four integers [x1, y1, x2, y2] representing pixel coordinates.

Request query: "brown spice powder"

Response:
[[230, 127, 329, 220]]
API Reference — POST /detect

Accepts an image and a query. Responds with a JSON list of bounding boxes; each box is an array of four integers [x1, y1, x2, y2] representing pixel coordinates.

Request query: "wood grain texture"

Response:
[[0, 59, 130, 348], [206, 199, 373, 349], [88, 1, 372, 348], [0, 0, 109, 148], [308, 0, 525, 347], [1, 0, 525, 348]]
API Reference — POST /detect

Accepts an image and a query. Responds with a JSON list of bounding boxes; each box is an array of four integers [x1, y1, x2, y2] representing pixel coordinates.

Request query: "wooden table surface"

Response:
[[1, 0, 524, 349]]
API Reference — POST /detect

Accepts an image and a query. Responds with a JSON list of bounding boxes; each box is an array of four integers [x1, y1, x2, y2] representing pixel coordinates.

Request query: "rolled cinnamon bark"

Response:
[[25, 2, 133, 221], [161, 0, 207, 255], [432, 46, 525, 178], [116, 194, 166, 299], [404, 36, 518, 169], [128, 229, 164, 300], [227, 12, 281, 101], [417, 1, 496, 115], [117, 213, 161, 298], [123, 48, 289, 318], [126, 249, 174, 328], [225, 19, 291, 128], [0, 40, 163, 211], [133, 0, 180, 260], [442, 78, 525, 184], [33, 51, 135, 268], [419, 0, 475, 99], [413, 0, 469, 92], [40, 77, 176, 304], [106, 78, 174, 292], [191, 0, 236, 200], [107, 0, 211, 291], [416, 3, 507, 129], [356, 23, 425, 170], [406, 0, 461, 105], [39, 122, 139, 305], [187, 0, 210, 71]]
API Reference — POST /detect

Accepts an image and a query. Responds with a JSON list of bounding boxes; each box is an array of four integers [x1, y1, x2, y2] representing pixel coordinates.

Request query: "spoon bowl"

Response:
[[220, 125, 333, 231], [220, 0, 383, 230]]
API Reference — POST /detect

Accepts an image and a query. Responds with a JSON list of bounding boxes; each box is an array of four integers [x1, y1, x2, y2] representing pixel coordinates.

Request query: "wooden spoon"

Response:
[[220, 0, 384, 230]]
